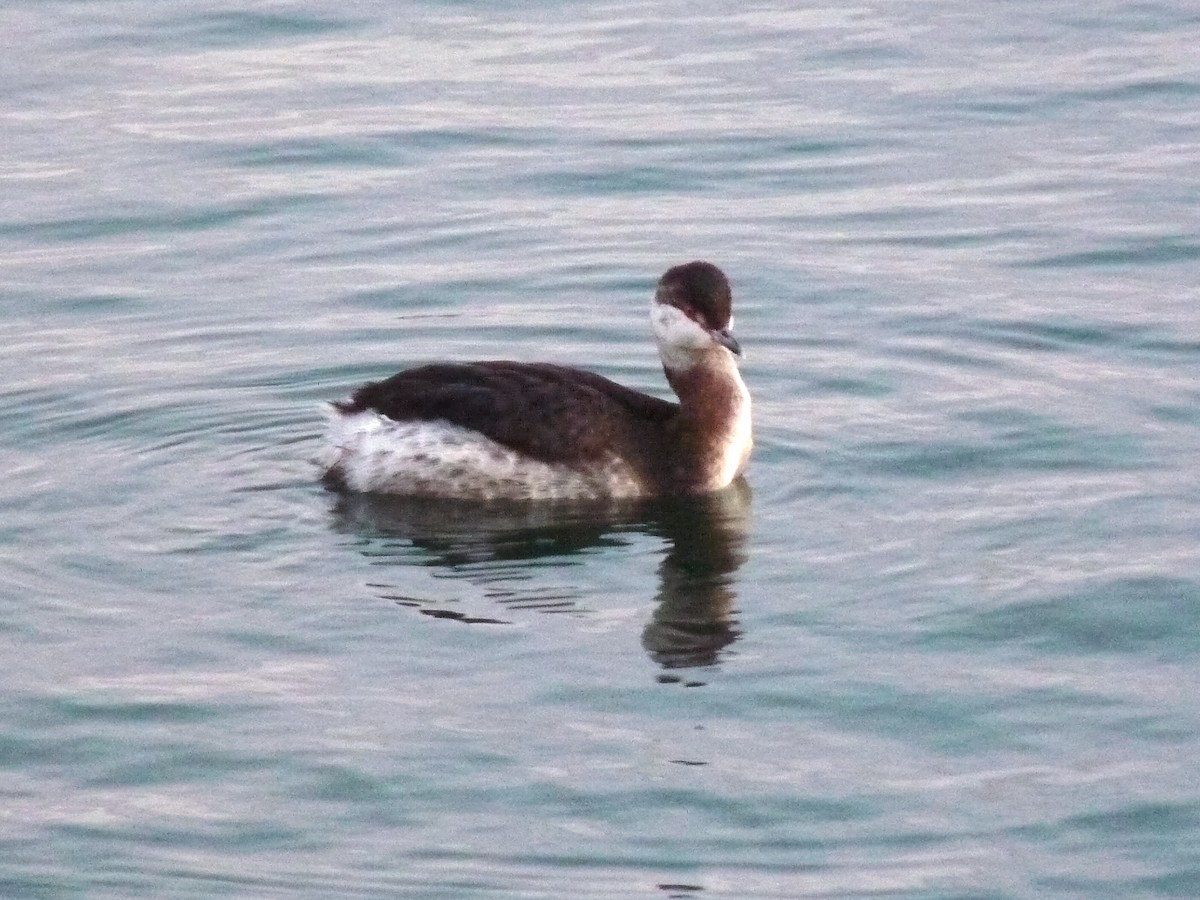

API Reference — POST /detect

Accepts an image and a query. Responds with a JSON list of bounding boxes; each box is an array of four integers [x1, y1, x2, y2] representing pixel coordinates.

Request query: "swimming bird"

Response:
[[320, 261, 751, 500]]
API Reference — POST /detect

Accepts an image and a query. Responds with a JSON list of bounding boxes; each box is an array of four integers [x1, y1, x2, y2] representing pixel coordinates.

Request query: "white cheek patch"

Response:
[[651, 303, 713, 370], [651, 303, 710, 348]]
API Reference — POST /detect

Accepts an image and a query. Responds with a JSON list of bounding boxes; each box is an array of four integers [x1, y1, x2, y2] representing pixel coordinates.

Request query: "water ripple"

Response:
[[3, 1, 1200, 897]]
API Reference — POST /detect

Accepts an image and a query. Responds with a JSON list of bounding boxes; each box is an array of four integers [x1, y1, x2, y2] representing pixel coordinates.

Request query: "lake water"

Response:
[[2, 1, 1199, 897]]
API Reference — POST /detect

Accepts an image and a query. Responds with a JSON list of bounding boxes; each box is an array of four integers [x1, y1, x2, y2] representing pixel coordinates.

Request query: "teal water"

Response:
[[2, 1, 1199, 897]]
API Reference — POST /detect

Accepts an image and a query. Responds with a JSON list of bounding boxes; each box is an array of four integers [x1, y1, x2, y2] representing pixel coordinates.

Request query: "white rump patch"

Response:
[[320, 409, 645, 501]]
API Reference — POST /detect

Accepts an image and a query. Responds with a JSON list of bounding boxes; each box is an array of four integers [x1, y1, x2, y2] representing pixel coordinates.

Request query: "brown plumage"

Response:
[[321, 262, 751, 499]]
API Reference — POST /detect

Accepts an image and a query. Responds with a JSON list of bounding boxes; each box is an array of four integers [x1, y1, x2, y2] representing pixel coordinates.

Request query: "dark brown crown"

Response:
[[657, 261, 733, 330]]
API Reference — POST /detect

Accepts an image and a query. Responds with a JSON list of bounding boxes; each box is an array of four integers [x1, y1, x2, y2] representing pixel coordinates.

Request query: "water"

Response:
[[2, 1, 1199, 897]]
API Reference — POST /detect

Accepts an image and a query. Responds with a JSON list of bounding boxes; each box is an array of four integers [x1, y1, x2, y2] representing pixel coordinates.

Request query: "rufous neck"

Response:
[[663, 350, 747, 425]]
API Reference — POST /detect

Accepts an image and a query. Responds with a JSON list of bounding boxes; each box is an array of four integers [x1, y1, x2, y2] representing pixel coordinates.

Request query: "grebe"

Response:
[[320, 261, 751, 500]]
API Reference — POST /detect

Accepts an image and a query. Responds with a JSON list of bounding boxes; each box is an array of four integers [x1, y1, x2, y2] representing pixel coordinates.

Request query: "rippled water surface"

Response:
[[3, 1, 1199, 897]]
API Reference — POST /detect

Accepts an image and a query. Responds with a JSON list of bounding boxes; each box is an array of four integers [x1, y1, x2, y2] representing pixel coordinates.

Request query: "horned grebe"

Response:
[[320, 261, 751, 500]]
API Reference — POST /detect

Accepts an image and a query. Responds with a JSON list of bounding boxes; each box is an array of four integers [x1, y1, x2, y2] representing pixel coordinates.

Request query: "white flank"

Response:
[[320, 409, 644, 501]]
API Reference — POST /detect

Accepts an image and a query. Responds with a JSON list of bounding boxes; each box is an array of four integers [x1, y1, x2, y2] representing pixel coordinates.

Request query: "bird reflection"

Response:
[[641, 485, 749, 671], [327, 481, 751, 675]]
